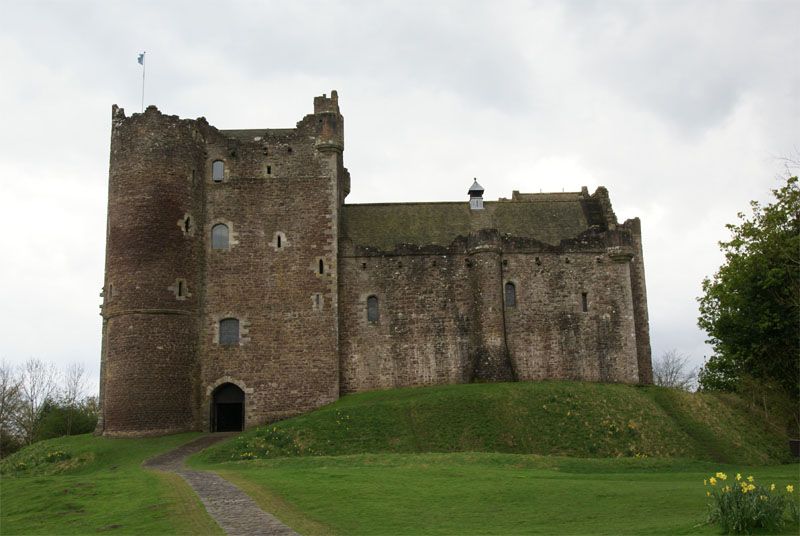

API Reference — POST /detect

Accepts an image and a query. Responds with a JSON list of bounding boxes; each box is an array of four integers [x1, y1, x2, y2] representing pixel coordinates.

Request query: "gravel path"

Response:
[[144, 434, 299, 536]]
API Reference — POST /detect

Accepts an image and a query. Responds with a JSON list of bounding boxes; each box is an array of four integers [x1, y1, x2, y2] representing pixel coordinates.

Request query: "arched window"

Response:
[[505, 282, 516, 307], [211, 224, 229, 250], [212, 160, 225, 182], [219, 318, 239, 346], [367, 295, 379, 323]]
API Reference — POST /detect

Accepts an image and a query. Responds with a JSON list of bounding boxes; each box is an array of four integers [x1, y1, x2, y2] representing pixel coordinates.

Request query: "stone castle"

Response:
[[97, 91, 652, 436]]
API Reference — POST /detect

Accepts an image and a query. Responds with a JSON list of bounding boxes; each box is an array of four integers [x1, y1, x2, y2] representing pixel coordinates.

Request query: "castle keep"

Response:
[[97, 91, 652, 436]]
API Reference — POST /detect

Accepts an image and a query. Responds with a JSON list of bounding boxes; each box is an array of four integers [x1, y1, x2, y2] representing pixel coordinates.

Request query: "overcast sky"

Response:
[[1, 0, 798, 393]]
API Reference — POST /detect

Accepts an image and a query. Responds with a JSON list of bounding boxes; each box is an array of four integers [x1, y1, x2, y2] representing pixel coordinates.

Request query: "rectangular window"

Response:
[[212, 160, 224, 182], [219, 318, 240, 345], [581, 292, 588, 312]]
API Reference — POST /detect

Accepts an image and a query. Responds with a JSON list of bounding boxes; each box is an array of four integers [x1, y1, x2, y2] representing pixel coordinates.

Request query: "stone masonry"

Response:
[[97, 91, 652, 436]]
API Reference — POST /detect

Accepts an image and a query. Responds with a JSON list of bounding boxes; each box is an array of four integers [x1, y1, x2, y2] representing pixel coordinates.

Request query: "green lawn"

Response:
[[0, 433, 222, 535], [192, 453, 800, 535]]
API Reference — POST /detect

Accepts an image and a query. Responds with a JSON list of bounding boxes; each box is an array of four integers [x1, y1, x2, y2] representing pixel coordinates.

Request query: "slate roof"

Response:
[[342, 192, 594, 250]]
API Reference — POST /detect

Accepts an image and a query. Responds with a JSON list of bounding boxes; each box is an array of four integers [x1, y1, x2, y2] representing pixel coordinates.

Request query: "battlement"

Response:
[[314, 90, 340, 114]]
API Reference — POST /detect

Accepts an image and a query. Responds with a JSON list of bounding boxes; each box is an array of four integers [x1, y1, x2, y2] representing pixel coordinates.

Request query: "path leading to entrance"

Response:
[[145, 434, 299, 536]]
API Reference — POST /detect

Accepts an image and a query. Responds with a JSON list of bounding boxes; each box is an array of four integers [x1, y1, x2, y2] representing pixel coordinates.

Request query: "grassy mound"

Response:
[[0, 433, 222, 535], [0, 432, 191, 476], [194, 382, 791, 465]]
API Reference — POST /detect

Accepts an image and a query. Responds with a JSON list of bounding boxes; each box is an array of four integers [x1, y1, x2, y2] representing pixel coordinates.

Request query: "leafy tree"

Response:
[[697, 176, 799, 398]]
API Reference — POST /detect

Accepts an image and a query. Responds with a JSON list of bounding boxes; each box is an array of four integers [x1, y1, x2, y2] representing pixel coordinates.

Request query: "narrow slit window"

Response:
[[219, 318, 240, 346], [277, 235, 282, 248], [505, 282, 516, 307], [367, 295, 379, 323], [183, 216, 192, 233], [172, 278, 189, 300], [212, 160, 225, 182], [581, 292, 588, 312], [318, 259, 324, 274], [211, 223, 229, 250], [267, 165, 272, 175]]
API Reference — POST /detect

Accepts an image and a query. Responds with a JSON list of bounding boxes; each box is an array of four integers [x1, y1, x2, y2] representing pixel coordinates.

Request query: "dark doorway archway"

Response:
[[211, 383, 244, 432]]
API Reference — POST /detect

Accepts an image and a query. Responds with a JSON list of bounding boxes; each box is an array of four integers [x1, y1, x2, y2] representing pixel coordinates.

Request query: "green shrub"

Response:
[[34, 401, 97, 442], [705, 471, 796, 533]]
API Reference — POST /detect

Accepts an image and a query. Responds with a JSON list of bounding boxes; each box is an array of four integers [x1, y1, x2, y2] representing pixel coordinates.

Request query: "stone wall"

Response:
[[338, 244, 472, 393], [339, 229, 641, 393], [502, 248, 638, 383]]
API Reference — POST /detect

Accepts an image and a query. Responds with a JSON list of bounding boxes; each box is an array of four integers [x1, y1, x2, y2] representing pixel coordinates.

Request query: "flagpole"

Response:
[[140, 52, 146, 112]]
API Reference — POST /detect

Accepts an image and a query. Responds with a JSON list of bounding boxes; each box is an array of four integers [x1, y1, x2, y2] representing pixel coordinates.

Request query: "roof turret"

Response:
[[468, 179, 484, 197]]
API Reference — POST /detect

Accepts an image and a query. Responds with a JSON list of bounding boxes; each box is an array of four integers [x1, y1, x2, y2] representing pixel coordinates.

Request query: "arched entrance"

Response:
[[211, 383, 244, 432]]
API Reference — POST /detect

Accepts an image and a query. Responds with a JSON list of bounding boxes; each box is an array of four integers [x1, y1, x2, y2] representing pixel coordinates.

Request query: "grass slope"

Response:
[[195, 382, 791, 465], [0, 433, 222, 535], [191, 453, 800, 535]]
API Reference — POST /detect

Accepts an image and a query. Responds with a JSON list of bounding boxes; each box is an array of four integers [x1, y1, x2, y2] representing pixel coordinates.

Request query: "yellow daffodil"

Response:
[[787, 485, 794, 493], [703, 479, 707, 486], [706, 491, 711, 497], [770, 483, 775, 491], [736, 473, 742, 481], [747, 475, 754, 483], [716, 472, 727, 480], [710, 477, 717, 486], [723, 485, 731, 493]]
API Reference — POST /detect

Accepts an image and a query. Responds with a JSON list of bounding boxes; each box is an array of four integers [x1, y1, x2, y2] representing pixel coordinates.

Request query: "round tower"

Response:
[[98, 105, 206, 436]]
